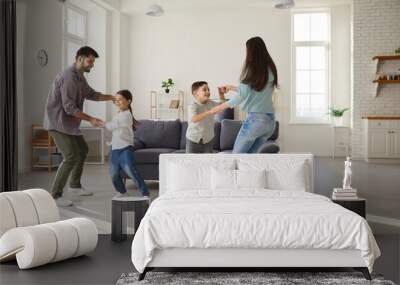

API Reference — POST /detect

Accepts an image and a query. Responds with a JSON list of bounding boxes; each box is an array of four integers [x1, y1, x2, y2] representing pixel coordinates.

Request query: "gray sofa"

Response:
[[131, 119, 280, 180]]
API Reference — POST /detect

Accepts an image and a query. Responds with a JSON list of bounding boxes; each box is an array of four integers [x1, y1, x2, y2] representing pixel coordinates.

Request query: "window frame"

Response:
[[62, 2, 88, 69], [290, 8, 331, 125]]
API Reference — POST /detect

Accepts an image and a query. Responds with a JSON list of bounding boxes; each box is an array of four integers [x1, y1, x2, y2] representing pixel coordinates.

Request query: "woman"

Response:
[[209, 36, 278, 153]]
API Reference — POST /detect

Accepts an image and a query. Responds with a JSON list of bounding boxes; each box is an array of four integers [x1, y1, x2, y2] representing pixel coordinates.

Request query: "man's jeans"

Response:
[[232, 112, 276, 153], [49, 131, 88, 198], [109, 146, 149, 196]]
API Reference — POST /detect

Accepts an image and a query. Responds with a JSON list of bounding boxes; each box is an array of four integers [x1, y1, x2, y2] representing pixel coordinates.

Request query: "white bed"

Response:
[[131, 154, 380, 280]]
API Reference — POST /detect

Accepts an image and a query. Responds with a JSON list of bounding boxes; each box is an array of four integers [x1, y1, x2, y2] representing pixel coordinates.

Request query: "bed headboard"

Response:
[[159, 154, 314, 196]]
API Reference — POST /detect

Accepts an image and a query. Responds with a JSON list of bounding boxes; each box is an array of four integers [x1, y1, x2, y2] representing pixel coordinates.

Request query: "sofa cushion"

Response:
[[220, 120, 242, 151], [258, 142, 280, 153], [179, 121, 188, 149], [134, 148, 176, 164], [213, 122, 221, 150], [134, 120, 181, 149], [269, 121, 279, 141]]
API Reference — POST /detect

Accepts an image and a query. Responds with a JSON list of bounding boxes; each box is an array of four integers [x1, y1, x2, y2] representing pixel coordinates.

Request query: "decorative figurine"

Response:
[[342, 156, 352, 190]]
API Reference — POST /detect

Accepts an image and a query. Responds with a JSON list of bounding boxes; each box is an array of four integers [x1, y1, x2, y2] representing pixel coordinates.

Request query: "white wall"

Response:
[[352, 0, 400, 158], [16, 0, 64, 173], [16, 0, 120, 172], [126, 4, 351, 155]]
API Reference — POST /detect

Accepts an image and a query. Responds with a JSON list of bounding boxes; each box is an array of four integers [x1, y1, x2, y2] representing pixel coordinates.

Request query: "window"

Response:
[[62, 4, 87, 68], [292, 11, 330, 123]]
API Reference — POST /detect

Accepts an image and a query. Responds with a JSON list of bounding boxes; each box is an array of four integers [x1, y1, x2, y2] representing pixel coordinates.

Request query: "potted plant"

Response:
[[328, 107, 349, 126], [161, 78, 174, 94]]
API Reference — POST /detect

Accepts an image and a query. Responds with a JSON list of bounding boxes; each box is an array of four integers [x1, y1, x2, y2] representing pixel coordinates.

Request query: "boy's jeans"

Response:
[[109, 146, 149, 196], [232, 112, 276, 154]]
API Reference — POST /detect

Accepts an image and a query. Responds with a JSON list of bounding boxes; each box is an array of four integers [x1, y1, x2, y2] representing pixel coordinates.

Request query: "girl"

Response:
[[105, 90, 149, 198], [206, 36, 279, 153]]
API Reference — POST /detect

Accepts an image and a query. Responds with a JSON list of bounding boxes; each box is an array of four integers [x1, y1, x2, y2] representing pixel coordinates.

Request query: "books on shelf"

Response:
[[332, 188, 358, 200]]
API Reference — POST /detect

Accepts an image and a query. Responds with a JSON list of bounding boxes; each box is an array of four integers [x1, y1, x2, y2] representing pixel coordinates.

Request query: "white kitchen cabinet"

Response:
[[363, 118, 400, 160]]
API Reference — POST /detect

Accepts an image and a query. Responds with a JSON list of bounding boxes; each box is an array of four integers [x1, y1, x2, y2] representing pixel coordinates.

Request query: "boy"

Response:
[[186, 81, 226, 153]]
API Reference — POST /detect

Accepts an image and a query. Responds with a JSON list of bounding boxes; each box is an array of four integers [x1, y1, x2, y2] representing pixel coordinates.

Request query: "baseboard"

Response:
[[367, 214, 400, 228]]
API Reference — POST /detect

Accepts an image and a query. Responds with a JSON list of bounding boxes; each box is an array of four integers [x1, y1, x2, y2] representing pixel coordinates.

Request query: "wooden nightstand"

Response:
[[332, 198, 366, 218]]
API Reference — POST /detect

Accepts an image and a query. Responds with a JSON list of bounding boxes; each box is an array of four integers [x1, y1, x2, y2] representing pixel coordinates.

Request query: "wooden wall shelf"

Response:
[[373, 55, 400, 61], [372, 79, 400, 84]]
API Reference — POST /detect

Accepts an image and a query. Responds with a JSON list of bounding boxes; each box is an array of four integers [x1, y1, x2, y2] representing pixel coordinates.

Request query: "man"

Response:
[[44, 46, 115, 207]]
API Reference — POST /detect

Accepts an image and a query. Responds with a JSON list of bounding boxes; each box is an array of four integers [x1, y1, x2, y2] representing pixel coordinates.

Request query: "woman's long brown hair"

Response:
[[116, 89, 140, 131], [240, 36, 278, 91]]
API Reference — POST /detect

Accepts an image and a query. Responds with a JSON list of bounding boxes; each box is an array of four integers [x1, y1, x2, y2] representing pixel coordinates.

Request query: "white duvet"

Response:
[[131, 190, 380, 273]]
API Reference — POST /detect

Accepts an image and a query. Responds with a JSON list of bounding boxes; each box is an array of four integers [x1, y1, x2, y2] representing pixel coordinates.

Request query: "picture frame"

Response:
[[169, 100, 180, 109]]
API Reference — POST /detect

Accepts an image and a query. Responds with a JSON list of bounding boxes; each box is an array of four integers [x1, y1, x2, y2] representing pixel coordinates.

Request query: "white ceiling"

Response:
[[120, 0, 352, 15]]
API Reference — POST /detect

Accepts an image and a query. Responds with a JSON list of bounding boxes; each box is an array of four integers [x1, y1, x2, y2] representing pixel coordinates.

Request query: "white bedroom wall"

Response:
[[125, 4, 351, 155], [351, 0, 400, 158]]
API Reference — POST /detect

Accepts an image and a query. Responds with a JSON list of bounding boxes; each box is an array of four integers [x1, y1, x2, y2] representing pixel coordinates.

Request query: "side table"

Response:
[[111, 196, 150, 242], [332, 198, 366, 218]]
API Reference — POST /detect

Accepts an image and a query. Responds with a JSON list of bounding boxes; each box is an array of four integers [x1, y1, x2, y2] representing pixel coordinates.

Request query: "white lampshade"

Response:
[[145, 4, 164, 16], [275, 0, 295, 9]]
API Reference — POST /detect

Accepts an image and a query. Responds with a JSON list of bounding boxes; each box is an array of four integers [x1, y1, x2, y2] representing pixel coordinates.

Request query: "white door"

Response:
[[391, 130, 400, 158], [368, 129, 391, 158]]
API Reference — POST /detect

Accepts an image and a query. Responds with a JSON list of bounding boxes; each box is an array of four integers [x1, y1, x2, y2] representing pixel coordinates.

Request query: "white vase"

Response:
[[333, 116, 344, 126]]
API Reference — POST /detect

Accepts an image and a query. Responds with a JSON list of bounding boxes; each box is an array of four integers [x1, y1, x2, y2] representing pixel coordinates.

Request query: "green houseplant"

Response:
[[328, 107, 349, 126], [161, 78, 174, 93]]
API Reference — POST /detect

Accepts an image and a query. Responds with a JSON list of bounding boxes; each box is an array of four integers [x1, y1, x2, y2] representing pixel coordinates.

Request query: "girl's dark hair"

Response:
[[240, 36, 278, 91], [116, 89, 140, 131]]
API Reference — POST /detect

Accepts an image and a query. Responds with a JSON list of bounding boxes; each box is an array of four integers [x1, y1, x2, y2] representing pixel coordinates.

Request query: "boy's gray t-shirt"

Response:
[[186, 100, 219, 144]]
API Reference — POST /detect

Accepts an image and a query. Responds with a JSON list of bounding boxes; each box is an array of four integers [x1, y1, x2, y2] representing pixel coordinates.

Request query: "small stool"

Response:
[[111, 196, 150, 242]]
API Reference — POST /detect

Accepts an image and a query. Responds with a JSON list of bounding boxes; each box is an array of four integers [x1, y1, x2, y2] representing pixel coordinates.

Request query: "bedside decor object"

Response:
[[332, 157, 359, 200], [328, 107, 349, 126], [161, 78, 174, 94], [343, 156, 352, 189]]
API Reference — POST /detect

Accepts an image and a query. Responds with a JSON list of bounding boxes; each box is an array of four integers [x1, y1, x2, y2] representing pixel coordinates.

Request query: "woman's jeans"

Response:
[[232, 112, 276, 153], [109, 146, 149, 196]]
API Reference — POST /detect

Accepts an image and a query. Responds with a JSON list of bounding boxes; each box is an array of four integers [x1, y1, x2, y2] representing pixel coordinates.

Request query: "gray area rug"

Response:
[[116, 272, 396, 285]]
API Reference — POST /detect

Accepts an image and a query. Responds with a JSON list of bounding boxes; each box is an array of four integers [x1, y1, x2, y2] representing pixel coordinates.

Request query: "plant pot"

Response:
[[332, 116, 344, 126], [165, 89, 170, 94]]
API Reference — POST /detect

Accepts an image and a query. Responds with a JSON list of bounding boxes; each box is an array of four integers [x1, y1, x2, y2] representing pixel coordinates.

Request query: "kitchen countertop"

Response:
[[361, 115, 400, 120]]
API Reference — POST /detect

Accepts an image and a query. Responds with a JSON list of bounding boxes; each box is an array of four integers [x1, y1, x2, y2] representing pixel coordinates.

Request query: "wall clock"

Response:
[[37, 49, 48, 67]]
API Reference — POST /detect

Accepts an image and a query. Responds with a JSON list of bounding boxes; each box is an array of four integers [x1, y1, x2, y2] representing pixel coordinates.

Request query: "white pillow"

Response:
[[236, 169, 267, 189], [167, 160, 235, 191], [266, 163, 307, 191], [237, 159, 309, 192], [211, 168, 236, 190], [211, 169, 267, 191]]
